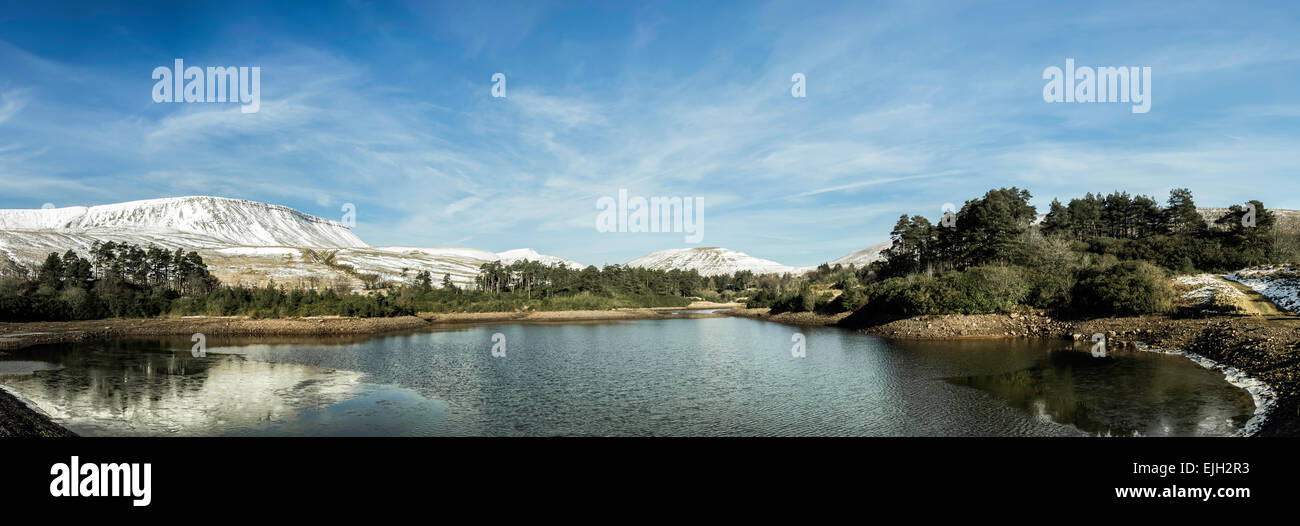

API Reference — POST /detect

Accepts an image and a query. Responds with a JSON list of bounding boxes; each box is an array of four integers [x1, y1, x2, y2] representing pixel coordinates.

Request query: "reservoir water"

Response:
[[0, 316, 1256, 436]]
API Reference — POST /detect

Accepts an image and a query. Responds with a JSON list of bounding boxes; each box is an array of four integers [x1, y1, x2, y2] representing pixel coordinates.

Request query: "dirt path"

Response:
[[1222, 278, 1286, 316]]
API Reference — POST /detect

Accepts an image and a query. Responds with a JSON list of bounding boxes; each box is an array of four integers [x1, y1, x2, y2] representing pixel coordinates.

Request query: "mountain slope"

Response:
[[626, 247, 807, 276], [0, 198, 575, 288], [316, 247, 588, 288], [0, 197, 366, 248], [829, 240, 892, 267]]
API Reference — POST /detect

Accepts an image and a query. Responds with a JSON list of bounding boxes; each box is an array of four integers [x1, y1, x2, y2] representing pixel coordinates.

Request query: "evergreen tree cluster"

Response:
[[739, 187, 1290, 319], [473, 260, 706, 299], [1, 242, 220, 320], [1041, 190, 1275, 271], [856, 187, 1284, 317]]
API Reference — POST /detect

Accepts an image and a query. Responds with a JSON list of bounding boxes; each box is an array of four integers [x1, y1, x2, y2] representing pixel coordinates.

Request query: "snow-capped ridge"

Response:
[[0, 196, 365, 248], [0, 196, 593, 289], [829, 240, 892, 267], [626, 247, 807, 276], [497, 248, 585, 269]]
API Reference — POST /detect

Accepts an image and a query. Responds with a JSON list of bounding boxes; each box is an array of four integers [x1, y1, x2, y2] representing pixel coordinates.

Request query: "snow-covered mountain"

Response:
[[0, 196, 898, 287], [621, 242, 893, 277], [829, 240, 892, 267], [0, 197, 366, 249], [0, 197, 582, 288], [626, 247, 808, 277]]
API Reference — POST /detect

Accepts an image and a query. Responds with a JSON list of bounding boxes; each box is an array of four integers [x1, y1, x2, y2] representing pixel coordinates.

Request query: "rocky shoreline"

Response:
[[0, 385, 76, 437], [3, 306, 1298, 436]]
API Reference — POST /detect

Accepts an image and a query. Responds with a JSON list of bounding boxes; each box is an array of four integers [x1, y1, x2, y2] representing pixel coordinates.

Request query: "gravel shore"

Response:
[[0, 385, 76, 437]]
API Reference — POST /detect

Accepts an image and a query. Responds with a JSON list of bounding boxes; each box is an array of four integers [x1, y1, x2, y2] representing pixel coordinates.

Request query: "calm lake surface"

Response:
[[0, 316, 1256, 436]]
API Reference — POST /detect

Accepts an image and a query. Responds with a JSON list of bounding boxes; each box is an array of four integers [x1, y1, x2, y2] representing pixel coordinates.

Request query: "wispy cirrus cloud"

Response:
[[0, 1, 1298, 266], [0, 88, 27, 125]]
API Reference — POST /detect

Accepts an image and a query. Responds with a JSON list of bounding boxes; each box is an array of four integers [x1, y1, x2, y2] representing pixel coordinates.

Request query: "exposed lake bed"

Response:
[[0, 314, 1274, 437]]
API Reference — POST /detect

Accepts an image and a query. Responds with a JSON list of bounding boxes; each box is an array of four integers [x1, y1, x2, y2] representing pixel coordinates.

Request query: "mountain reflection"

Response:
[[0, 341, 361, 436]]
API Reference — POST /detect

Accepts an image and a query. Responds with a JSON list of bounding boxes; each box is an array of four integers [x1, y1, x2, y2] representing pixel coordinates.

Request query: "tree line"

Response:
[[0, 242, 735, 321], [0, 242, 223, 320], [744, 187, 1291, 318]]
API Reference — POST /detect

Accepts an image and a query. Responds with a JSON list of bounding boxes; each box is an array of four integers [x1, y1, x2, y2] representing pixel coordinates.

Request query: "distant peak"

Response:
[[627, 246, 804, 276]]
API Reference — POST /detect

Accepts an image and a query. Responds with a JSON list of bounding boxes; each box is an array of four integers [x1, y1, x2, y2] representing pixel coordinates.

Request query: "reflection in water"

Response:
[[225, 384, 450, 437], [0, 341, 366, 436], [0, 318, 1260, 437], [947, 349, 1253, 436], [0, 360, 62, 375]]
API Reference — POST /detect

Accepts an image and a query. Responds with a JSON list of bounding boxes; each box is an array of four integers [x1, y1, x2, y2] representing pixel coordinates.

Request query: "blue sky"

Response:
[[1, 0, 1298, 266]]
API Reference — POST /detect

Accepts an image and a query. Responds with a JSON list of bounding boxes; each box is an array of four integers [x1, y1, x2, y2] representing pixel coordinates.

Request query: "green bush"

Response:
[[1070, 261, 1173, 316], [839, 287, 866, 311], [856, 266, 1031, 316], [946, 266, 1030, 313]]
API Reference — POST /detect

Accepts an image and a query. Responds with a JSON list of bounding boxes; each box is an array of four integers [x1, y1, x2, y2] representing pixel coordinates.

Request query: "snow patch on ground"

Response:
[[1174, 273, 1244, 305], [212, 247, 301, 258], [1224, 265, 1300, 314]]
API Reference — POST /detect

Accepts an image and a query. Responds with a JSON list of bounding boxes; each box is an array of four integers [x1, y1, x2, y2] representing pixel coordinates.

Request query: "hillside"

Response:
[[0, 198, 581, 289], [626, 247, 809, 277], [829, 240, 892, 268], [0, 197, 366, 248]]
